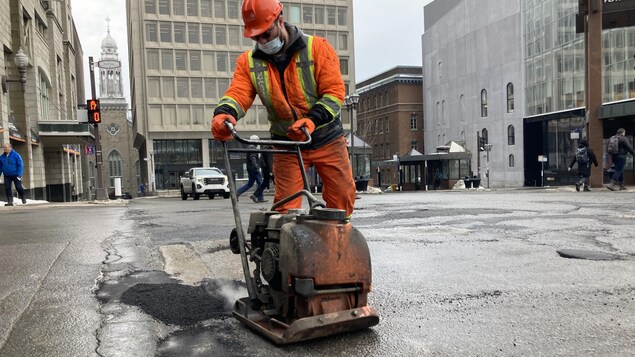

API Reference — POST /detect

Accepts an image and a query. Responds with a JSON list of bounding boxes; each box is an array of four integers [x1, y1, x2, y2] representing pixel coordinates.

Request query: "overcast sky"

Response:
[[72, 0, 432, 102]]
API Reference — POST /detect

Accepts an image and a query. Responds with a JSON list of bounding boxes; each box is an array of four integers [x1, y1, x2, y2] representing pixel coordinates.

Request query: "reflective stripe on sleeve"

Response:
[[218, 96, 246, 119]]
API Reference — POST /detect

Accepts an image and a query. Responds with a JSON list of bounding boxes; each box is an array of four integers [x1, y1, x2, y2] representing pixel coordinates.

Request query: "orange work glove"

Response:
[[212, 114, 237, 142], [287, 118, 315, 141]]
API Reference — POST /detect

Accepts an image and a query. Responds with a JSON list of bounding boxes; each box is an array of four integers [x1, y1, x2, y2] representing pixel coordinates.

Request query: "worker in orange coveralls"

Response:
[[211, 0, 356, 217]]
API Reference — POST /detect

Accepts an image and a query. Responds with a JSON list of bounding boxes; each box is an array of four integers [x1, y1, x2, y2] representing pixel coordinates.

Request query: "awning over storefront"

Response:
[[8, 112, 26, 142], [31, 130, 40, 145], [400, 142, 471, 163]]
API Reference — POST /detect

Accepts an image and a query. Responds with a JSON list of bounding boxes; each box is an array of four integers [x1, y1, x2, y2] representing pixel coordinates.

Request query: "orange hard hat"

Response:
[[242, 0, 283, 38]]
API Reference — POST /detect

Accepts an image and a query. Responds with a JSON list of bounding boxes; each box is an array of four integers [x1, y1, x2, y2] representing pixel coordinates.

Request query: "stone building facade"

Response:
[[1, 0, 90, 202]]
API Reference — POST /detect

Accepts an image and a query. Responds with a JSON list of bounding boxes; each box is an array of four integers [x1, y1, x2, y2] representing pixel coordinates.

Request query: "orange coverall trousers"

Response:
[[273, 136, 356, 217]]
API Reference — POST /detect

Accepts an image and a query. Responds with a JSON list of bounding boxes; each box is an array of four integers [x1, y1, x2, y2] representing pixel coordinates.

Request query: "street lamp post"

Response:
[[484, 143, 492, 188], [1, 49, 29, 93], [344, 92, 359, 178]]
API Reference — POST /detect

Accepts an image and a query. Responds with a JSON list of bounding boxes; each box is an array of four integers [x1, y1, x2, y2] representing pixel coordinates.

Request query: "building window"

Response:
[[411, 140, 418, 151], [509, 154, 515, 168], [289, 4, 301, 23], [173, 0, 185, 16], [436, 102, 440, 126], [173, 23, 186, 43], [410, 112, 417, 130], [159, 22, 172, 42], [481, 89, 488, 117], [442, 100, 446, 125], [145, 0, 156, 14], [315, 6, 324, 24], [188, 23, 200, 44], [507, 83, 514, 113], [339, 58, 348, 75], [107, 123, 121, 136], [337, 7, 347, 26], [39, 73, 51, 120], [187, 0, 199, 16], [201, 25, 213, 44], [215, 25, 226, 45], [227, 0, 239, 19], [201, 0, 212, 17], [327, 7, 336, 25], [303, 4, 313, 24], [108, 150, 123, 188], [161, 50, 173, 70], [147, 50, 159, 70], [189, 51, 201, 71], [214, 0, 225, 18], [175, 50, 187, 70], [159, 0, 170, 15], [508, 125, 515, 145], [146, 22, 158, 42], [163, 77, 175, 98]]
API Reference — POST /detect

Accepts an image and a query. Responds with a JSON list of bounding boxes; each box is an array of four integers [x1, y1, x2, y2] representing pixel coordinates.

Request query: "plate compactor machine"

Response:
[[222, 125, 379, 344]]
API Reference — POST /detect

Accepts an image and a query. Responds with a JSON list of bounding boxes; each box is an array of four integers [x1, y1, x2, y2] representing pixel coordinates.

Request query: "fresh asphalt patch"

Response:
[[98, 271, 245, 326]]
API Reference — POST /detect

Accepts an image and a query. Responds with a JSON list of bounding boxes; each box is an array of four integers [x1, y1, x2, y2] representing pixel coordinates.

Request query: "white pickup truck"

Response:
[[180, 167, 230, 200]]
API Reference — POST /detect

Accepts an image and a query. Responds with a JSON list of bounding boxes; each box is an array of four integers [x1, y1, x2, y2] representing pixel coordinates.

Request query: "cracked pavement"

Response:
[[0, 189, 634, 356]]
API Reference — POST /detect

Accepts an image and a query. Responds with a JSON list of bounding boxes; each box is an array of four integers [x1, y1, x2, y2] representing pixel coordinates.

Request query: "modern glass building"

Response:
[[423, 0, 634, 188], [523, 0, 634, 186], [127, 0, 356, 190]]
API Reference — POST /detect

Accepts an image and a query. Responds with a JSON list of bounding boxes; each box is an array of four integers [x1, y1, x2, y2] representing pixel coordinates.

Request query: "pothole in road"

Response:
[[556, 249, 623, 261]]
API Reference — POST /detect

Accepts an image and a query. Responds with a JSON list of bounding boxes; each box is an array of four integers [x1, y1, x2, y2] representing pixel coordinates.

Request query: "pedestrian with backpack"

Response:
[[568, 138, 598, 191], [606, 128, 635, 191]]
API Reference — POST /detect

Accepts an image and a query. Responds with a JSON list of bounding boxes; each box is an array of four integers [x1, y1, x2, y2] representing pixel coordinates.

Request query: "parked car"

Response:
[[180, 167, 230, 200]]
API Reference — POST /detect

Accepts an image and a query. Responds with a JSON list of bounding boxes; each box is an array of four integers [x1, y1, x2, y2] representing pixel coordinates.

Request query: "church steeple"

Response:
[[98, 17, 124, 101]]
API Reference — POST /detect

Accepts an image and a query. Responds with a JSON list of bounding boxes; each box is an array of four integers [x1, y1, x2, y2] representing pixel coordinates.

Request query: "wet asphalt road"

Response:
[[0, 188, 634, 356]]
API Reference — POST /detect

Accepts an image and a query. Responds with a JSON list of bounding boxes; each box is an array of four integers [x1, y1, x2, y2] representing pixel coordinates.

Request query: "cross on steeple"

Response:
[[106, 16, 111, 34]]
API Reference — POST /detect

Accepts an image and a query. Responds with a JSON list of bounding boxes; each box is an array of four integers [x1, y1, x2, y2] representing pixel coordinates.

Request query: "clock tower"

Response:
[[93, 18, 138, 198], [98, 17, 125, 102]]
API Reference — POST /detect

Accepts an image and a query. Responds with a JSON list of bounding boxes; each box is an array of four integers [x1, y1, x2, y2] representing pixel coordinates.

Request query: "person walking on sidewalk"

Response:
[[253, 145, 273, 201], [606, 128, 635, 191], [236, 135, 267, 203], [568, 138, 598, 192], [211, 0, 356, 217], [0, 143, 26, 206]]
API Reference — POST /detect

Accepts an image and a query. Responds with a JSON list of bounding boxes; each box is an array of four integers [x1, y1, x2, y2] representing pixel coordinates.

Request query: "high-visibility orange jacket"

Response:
[[214, 23, 345, 149]]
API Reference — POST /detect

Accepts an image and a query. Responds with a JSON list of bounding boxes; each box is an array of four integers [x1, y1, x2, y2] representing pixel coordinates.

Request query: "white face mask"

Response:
[[258, 37, 284, 55]]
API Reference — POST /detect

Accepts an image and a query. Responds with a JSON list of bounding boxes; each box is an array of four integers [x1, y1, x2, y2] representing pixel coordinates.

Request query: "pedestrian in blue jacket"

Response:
[[0, 143, 26, 206]]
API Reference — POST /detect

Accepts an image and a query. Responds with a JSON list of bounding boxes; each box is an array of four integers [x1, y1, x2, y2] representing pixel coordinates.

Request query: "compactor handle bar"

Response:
[[224, 121, 311, 147], [223, 120, 324, 212]]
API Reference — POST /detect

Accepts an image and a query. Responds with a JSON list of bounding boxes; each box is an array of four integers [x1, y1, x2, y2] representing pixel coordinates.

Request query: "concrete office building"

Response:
[[423, 0, 525, 188], [1, 0, 91, 202], [423, 0, 635, 188], [127, 0, 357, 190]]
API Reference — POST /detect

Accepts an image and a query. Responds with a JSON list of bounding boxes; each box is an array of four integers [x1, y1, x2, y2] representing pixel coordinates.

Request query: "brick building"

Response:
[[356, 66, 424, 189]]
